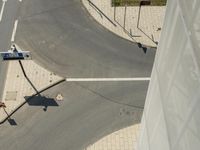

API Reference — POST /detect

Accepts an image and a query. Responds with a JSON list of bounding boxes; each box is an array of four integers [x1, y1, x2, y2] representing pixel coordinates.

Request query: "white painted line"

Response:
[[19, 0, 22, 2], [0, 0, 7, 22], [66, 78, 150, 82], [11, 20, 18, 42]]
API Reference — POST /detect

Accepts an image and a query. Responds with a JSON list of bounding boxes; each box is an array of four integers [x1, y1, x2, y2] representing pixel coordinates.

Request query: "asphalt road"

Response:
[[0, 81, 145, 150], [0, 0, 20, 99], [0, 0, 156, 150], [15, 0, 155, 78]]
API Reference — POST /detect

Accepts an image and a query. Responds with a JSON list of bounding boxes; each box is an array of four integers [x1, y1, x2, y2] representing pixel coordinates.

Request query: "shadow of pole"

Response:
[[87, 0, 117, 27], [113, 2, 143, 44], [114, 20, 139, 42], [3, 107, 17, 125], [123, 2, 127, 31], [18, 60, 39, 94], [138, 27, 158, 45], [89, 1, 103, 18], [137, 2, 142, 28], [114, 6, 116, 21], [137, 1, 158, 46]]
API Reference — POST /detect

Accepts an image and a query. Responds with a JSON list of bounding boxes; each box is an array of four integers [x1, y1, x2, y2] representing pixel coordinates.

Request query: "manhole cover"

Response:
[[56, 93, 63, 101]]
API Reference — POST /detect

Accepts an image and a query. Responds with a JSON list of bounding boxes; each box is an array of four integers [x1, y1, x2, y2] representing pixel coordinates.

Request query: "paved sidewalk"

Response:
[[82, 0, 166, 47], [82, 1, 158, 149], [84, 109, 142, 150], [0, 60, 62, 123], [85, 123, 141, 150], [0, 60, 143, 150]]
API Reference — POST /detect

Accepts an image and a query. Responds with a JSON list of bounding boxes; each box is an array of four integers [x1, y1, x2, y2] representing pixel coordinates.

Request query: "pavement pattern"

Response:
[[85, 122, 141, 150], [82, 0, 166, 47], [0, 0, 156, 150], [0, 60, 62, 123]]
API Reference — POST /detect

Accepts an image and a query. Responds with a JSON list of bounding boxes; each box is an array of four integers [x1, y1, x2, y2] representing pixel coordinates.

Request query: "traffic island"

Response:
[[0, 59, 64, 124]]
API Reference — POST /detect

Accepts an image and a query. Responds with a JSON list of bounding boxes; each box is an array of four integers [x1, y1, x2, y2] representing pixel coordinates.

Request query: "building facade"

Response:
[[137, 0, 200, 150]]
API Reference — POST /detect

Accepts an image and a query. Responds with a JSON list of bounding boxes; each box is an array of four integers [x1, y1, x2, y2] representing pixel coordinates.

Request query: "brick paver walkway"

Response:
[[82, 0, 166, 47], [82, 0, 164, 149], [0, 60, 62, 123], [85, 124, 141, 150], [84, 109, 143, 150]]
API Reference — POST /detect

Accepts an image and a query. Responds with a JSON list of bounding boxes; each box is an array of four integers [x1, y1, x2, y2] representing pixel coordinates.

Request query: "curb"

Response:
[[81, 0, 157, 49], [0, 78, 66, 124]]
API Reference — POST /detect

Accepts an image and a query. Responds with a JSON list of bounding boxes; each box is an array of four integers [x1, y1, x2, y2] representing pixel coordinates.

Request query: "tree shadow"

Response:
[[25, 95, 59, 111]]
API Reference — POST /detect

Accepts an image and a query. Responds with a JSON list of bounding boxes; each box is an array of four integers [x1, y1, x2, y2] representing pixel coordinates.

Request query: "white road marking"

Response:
[[0, 0, 7, 22], [66, 77, 150, 82], [11, 20, 18, 42], [19, 0, 22, 2]]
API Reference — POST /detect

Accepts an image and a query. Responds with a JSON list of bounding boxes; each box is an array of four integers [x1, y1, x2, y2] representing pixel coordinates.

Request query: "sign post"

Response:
[[0, 44, 31, 61]]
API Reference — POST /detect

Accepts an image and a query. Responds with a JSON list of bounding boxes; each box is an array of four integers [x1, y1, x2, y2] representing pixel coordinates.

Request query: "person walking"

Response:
[[0, 102, 6, 108]]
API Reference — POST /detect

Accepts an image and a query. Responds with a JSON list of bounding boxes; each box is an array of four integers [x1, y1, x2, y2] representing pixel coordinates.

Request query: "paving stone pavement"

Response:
[[84, 108, 143, 150], [85, 123, 141, 150], [82, 0, 166, 47], [0, 60, 143, 150], [82, 0, 162, 149], [0, 60, 62, 123]]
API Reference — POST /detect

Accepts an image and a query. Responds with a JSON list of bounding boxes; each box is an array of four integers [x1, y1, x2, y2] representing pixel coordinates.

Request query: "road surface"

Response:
[[0, 0, 21, 99], [0, 0, 156, 150]]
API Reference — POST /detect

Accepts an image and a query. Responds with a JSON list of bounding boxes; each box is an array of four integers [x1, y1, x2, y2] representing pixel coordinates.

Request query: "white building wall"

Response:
[[137, 0, 200, 150]]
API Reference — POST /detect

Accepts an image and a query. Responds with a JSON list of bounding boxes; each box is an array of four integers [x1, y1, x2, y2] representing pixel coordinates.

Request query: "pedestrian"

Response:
[[0, 102, 6, 108]]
